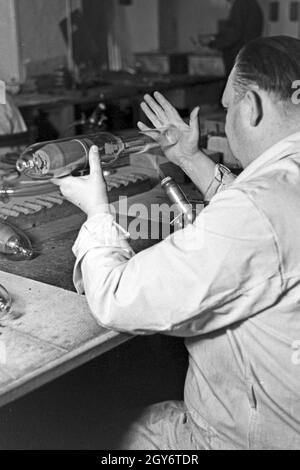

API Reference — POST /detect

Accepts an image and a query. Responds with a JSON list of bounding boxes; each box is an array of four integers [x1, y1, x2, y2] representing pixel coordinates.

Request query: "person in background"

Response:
[[0, 91, 27, 135], [53, 36, 300, 450], [207, 0, 264, 75]]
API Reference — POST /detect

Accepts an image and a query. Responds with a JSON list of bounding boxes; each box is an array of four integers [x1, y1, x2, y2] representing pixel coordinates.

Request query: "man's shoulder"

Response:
[[204, 185, 270, 236], [224, 159, 300, 224]]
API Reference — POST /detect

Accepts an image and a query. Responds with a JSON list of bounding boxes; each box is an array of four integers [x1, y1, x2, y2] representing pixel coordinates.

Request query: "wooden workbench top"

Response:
[[15, 73, 223, 110], [0, 271, 129, 408]]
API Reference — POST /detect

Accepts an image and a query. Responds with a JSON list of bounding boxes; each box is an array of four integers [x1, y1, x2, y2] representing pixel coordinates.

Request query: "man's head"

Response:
[[222, 36, 300, 167]]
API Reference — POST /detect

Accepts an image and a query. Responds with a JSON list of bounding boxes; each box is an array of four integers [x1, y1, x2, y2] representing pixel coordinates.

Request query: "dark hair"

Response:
[[234, 36, 300, 102]]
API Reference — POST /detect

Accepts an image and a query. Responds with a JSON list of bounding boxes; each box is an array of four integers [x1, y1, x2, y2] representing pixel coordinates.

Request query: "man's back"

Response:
[[185, 134, 300, 450]]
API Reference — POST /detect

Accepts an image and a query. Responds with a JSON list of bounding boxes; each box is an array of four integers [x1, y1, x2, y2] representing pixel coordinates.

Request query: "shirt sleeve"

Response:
[[204, 164, 237, 202], [0, 94, 27, 135], [73, 189, 281, 337], [0, 103, 13, 134]]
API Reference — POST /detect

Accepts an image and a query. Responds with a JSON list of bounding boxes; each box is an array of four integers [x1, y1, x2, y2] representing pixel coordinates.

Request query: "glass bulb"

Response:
[[0, 284, 12, 321], [16, 133, 124, 179], [0, 223, 34, 261], [5, 234, 34, 260]]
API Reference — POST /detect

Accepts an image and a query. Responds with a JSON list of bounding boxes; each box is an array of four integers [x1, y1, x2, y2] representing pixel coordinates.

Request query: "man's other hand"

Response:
[[138, 91, 200, 167], [51, 145, 110, 219]]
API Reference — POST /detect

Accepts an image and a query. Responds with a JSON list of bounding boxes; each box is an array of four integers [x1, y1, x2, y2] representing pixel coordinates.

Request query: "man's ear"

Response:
[[245, 90, 263, 127]]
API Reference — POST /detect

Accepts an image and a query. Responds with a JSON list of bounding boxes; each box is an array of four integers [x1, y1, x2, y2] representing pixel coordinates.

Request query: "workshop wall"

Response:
[[1, 0, 294, 84], [125, 0, 159, 53], [0, 0, 21, 83], [17, 0, 158, 75], [266, 0, 300, 37], [177, 0, 231, 52], [16, 0, 82, 76], [176, 0, 272, 52]]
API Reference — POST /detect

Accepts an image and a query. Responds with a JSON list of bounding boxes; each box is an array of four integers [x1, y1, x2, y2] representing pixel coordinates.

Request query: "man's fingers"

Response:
[[144, 94, 166, 122], [51, 178, 62, 187], [189, 106, 200, 136], [153, 91, 181, 120], [51, 175, 73, 187], [140, 102, 162, 128], [137, 121, 151, 132], [190, 106, 200, 122], [138, 121, 164, 142], [89, 145, 103, 179], [153, 91, 172, 110]]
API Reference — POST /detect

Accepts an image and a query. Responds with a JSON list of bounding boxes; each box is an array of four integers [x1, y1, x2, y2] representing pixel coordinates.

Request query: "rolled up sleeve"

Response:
[[73, 190, 281, 336]]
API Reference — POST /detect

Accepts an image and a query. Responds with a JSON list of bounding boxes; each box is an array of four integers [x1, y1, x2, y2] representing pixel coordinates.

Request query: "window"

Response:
[[290, 1, 299, 21], [269, 1, 279, 22]]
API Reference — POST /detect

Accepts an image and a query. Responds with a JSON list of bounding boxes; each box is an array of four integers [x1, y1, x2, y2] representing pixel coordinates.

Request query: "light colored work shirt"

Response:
[[73, 132, 300, 450]]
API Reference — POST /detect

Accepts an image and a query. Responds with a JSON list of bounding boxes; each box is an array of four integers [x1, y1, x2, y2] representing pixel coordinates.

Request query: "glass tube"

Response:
[[16, 128, 177, 179], [0, 284, 12, 321]]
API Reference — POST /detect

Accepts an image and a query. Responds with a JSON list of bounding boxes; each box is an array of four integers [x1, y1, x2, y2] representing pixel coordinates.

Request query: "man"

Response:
[[208, 0, 264, 75], [53, 36, 300, 450]]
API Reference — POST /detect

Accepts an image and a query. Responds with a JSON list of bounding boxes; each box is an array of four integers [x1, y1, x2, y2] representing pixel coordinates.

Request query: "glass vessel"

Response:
[[0, 284, 12, 321], [0, 222, 34, 260], [16, 129, 175, 179]]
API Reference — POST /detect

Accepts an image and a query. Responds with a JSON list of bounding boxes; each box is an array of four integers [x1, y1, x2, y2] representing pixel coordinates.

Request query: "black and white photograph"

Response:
[[0, 0, 299, 452]]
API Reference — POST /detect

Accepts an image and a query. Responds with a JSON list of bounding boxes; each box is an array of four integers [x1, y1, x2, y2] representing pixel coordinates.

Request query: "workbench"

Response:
[[15, 72, 225, 134], [0, 270, 130, 409], [15, 72, 224, 109]]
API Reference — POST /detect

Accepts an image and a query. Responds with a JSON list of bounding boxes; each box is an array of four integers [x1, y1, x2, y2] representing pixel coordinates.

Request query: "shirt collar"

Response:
[[235, 131, 300, 183]]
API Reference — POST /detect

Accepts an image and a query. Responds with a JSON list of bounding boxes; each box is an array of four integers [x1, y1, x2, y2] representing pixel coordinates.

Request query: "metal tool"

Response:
[[161, 176, 195, 228]]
